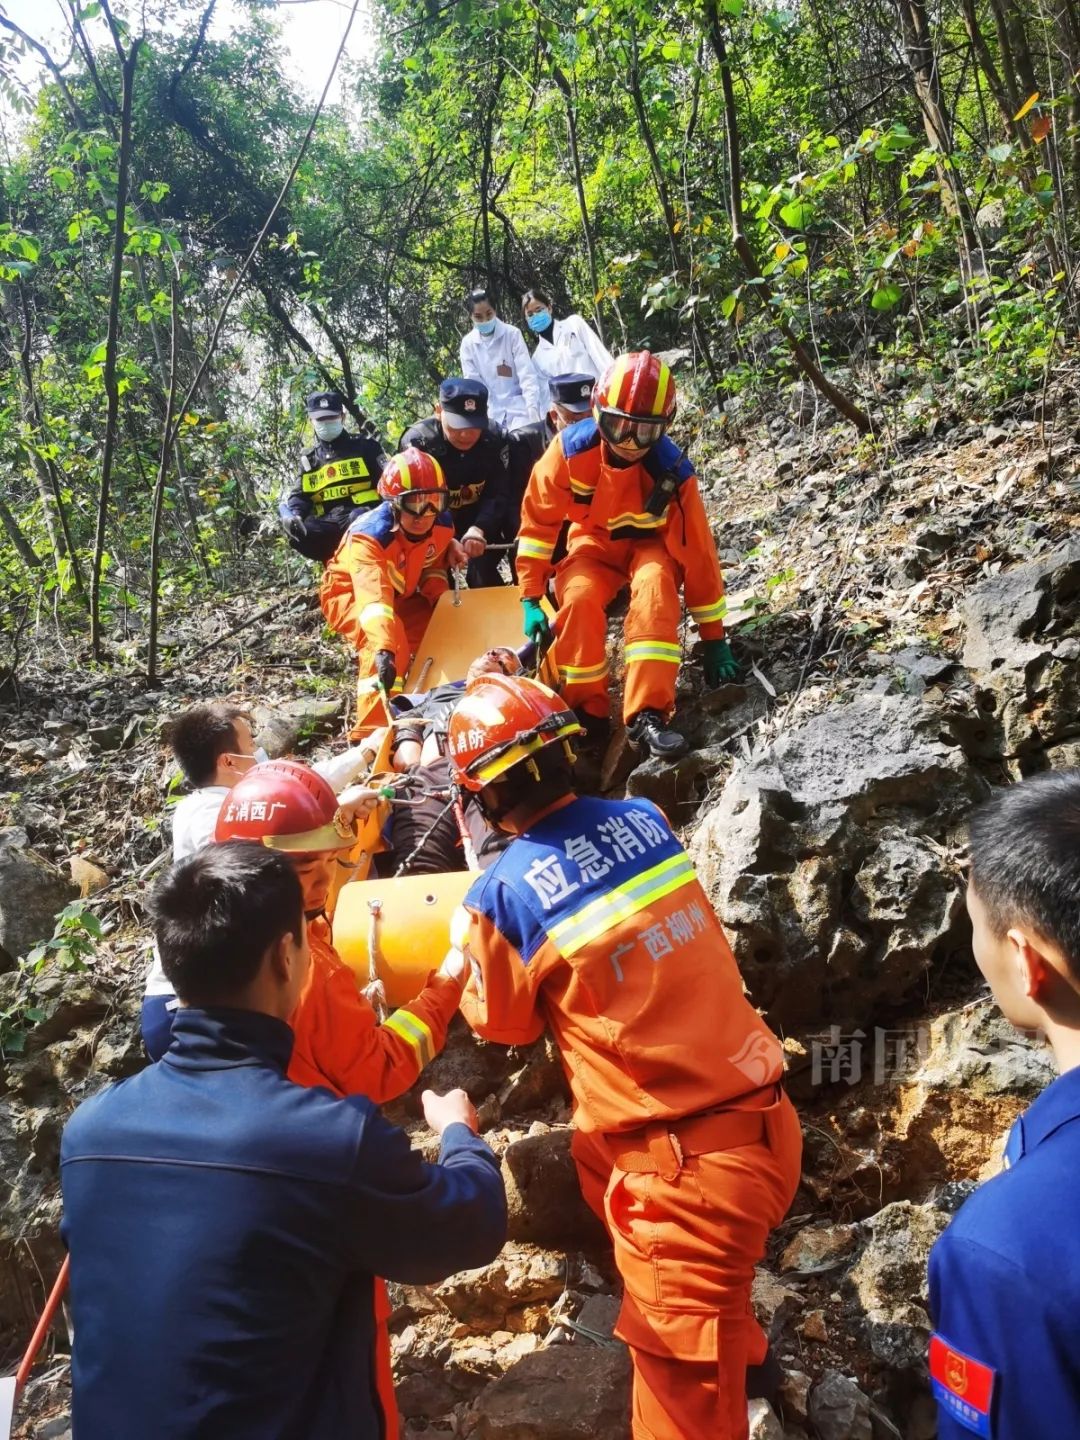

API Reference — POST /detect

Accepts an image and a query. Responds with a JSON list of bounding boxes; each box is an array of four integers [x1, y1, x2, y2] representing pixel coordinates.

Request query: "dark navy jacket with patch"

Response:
[[928, 1063, 1080, 1438], [60, 1007, 507, 1440]]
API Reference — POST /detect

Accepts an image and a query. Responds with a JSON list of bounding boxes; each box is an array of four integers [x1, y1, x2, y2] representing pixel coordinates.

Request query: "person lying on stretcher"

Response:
[[366, 647, 524, 877]]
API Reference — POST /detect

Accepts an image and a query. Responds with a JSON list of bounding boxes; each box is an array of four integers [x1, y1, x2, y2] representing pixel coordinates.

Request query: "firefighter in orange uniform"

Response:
[[215, 758, 463, 1100], [320, 448, 465, 703], [517, 351, 738, 759], [445, 674, 802, 1440], [213, 758, 466, 1440]]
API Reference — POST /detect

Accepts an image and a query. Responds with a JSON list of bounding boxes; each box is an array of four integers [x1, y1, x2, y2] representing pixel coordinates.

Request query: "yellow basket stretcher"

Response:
[[331, 583, 555, 1004]]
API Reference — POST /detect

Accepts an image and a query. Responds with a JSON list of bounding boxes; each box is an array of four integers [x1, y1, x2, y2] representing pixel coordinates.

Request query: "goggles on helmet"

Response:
[[596, 409, 671, 450], [397, 489, 448, 516]]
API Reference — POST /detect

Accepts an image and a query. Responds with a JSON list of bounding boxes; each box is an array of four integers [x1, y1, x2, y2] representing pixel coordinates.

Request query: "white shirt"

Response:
[[459, 318, 544, 431], [531, 314, 613, 387], [143, 750, 371, 1001], [171, 785, 230, 861]]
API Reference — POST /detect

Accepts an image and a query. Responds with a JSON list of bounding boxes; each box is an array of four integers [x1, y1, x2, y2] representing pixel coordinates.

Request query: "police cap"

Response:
[[549, 373, 594, 414], [306, 390, 345, 419], [439, 377, 489, 430]]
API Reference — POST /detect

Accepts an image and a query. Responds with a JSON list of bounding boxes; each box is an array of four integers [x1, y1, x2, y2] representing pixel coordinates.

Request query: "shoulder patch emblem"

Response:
[[929, 1334, 995, 1436]]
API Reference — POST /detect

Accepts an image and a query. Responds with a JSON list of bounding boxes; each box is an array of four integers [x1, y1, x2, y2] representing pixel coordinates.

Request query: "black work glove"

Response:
[[283, 514, 307, 541], [374, 650, 397, 694]]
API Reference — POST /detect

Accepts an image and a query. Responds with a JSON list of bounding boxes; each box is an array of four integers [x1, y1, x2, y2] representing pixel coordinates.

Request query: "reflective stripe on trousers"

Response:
[[554, 538, 682, 721]]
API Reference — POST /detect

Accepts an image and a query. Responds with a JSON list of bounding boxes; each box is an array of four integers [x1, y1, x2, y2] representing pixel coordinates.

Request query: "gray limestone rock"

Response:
[[0, 828, 78, 963], [961, 543, 1080, 762], [846, 1200, 950, 1368], [808, 1370, 874, 1440], [689, 693, 984, 1028], [458, 1345, 631, 1439]]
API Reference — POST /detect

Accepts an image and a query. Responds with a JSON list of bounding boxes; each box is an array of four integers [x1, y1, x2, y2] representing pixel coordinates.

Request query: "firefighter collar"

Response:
[[1003, 1063, 1080, 1168]]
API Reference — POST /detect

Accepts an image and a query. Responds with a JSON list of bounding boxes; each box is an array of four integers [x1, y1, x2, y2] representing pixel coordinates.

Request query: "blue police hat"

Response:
[[306, 390, 345, 419], [549, 373, 595, 413], [439, 377, 489, 429]]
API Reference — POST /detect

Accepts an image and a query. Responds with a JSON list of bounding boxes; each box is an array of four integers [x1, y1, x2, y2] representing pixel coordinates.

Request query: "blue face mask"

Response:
[[527, 310, 552, 334], [314, 417, 344, 442], [474, 317, 497, 336]]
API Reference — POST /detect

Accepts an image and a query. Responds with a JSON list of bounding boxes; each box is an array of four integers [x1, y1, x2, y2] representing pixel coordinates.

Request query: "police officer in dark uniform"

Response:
[[399, 378, 511, 588], [928, 770, 1080, 1439], [546, 372, 595, 432], [279, 391, 386, 563]]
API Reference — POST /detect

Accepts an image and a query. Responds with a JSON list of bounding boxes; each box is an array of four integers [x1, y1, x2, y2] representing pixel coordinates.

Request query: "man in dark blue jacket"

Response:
[[61, 842, 506, 1440], [928, 771, 1080, 1438]]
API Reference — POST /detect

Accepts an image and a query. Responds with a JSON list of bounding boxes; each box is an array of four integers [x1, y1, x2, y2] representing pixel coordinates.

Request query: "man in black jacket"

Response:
[[61, 842, 506, 1440], [280, 390, 387, 563], [400, 378, 512, 588]]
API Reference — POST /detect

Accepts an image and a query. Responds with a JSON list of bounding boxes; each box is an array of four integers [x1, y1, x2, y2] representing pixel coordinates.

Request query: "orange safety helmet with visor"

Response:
[[378, 447, 449, 518], [592, 350, 677, 453], [448, 674, 583, 792]]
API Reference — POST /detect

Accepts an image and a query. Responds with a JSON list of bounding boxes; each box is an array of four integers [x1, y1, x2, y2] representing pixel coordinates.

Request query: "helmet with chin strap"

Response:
[[447, 674, 583, 793]]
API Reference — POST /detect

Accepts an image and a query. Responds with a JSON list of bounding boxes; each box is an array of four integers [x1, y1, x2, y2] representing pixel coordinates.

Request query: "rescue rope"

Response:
[[391, 797, 457, 876], [449, 785, 480, 871], [364, 899, 388, 1020]]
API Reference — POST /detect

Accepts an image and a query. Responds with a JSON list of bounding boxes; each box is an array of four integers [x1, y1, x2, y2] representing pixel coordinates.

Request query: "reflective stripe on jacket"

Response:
[[459, 794, 783, 1133], [319, 502, 453, 654], [516, 420, 727, 639], [289, 919, 460, 1100], [285, 433, 386, 518]]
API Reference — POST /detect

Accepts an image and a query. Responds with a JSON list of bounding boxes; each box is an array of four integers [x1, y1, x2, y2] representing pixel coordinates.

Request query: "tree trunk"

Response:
[[703, 0, 872, 432], [895, 0, 980, 297], [148, 282, 181, 684], [625, 22, 722, 393], [134, 257, 210, 578], [0, 496, 41, 571], [90, 39, 140, 657], [4, 285, 86, 596], [958, 0, 1023, 137], [542, 40, 603, 334]]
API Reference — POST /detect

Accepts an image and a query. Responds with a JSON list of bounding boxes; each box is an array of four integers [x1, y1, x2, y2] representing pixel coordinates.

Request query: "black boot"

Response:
[[626, 709, 688, 759]]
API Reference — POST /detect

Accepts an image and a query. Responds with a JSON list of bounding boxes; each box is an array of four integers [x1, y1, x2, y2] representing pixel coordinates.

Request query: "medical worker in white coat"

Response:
[[459, 287, 544, 433], [521, 287, 613, 388]]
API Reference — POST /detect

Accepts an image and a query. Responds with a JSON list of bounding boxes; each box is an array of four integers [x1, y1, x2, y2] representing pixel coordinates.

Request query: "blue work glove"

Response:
[[703, 638, 739, 686], [522, 597, 553, 647]]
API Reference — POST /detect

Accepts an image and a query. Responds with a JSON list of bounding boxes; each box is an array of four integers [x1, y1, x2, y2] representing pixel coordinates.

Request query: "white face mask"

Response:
[[314, 417, 344, 442], [254, 746, 269, 765]]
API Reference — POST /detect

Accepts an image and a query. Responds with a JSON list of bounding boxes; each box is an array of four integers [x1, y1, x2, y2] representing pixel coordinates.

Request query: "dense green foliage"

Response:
[[0, 0, 1075, 671]]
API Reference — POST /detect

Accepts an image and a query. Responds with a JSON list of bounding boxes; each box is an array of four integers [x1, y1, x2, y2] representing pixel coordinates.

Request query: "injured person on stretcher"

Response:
[[367, 646, 525, 876]]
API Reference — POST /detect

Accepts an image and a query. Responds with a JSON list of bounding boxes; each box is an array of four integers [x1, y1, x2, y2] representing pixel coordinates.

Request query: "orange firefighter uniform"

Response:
[[457, 792, 802, 1440], [516, 422, 726, 721], [286, 925, 461, 1440], [319, 501, 454, 695], [288, 916, 461, 1100], [216, 758, 466, 1440]]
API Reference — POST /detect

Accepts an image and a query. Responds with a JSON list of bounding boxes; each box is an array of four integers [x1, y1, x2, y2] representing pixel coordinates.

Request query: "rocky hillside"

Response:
[[2, 368, 1079, 1438]]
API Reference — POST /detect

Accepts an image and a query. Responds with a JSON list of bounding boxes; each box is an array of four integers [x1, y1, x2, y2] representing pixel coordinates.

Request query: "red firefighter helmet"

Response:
[[214, 759, 356, 853], [593, 351, 677, 451], [377, 448, 448, 506], [448, 674, 584, 792]]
